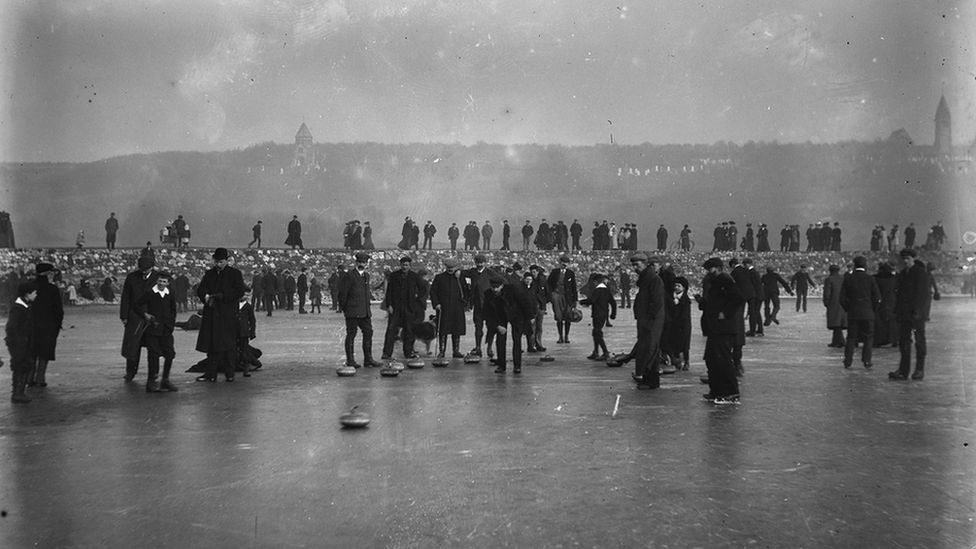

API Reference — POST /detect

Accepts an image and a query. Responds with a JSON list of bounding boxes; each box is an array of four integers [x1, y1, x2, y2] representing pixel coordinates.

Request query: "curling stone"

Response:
[[406, 359, 425, 369], [336, 365, 357, 377], [339, 406, 371, 428], [389, 361, 407, 371], [463, 354, 481, 364], [431, 356, 450, 367], [379, 367, 400, 377], [539, 355, 555, 363]]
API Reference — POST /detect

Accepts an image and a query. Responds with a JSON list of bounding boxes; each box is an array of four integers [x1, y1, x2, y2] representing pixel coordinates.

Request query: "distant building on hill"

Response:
[[935, 94, 952, 160], [293, 122, 316, 168]]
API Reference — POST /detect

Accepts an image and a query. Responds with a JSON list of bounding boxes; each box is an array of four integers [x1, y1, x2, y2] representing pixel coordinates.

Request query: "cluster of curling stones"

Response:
[[335, 352, 559, 379]]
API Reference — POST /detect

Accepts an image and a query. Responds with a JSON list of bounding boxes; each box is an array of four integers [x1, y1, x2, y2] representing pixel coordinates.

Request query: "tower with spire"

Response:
[[935, 94, 951, 159], [293, 122, 315, 168]]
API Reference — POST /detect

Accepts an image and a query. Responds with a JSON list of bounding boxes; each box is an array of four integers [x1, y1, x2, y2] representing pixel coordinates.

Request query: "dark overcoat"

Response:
[[893, 260, 929, 322], [840, 270, 881, 321], [195, 265, 246, 354], [822, 273, 847, 329], [30, 276, 63, 360], [338, 269, 372, 318], [699, 272, 744, 336], [120, 268, 158, 358], [430, 271, 470, 335]]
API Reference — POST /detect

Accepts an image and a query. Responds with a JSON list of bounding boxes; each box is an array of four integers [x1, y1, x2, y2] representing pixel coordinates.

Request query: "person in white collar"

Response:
[[6, 282, 37, 403], [133, 271, 178, 393]]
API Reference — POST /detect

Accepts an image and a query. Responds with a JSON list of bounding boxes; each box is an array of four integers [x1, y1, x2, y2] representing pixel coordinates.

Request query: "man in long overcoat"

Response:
[[286, 215, 304, 249], [105, 213, 119, 249], [297, 267, 309, 314], [195, 248, 246, 381], [120, 256, 157, 382], [822, 264, 847, 348], [630, 254, 665, 390], [29, 263, 64, 387], [430, 257, 470, 358]]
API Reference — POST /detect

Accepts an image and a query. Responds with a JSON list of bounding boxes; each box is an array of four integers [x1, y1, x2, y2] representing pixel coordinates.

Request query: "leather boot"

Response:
[[34, 359, 49, 387], [159, 359, 178, 391], [911, 361, 925, 380], [437, 336, 447, 358], [11, 371, 31, 404], [452, 336, 464, 358], [344, 340, 359, 367]]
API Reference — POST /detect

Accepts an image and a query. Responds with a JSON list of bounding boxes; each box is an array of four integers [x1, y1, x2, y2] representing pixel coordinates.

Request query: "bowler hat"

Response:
[[212, 248, 229, 260], [354, 252, 370, 262], [703, 257, 724, 270], [35, 262, 55, 275]]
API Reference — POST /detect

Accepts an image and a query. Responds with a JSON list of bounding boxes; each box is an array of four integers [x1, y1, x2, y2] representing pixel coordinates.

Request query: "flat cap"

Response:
[[354, 252, 371, 262], [703, 257, 724, 270]]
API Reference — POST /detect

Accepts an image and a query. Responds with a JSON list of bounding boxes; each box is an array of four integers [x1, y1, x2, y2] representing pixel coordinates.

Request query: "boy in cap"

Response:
[[132, 271, 179, 392], [6, 282, 37, 403], [580, 273, 616, 361]]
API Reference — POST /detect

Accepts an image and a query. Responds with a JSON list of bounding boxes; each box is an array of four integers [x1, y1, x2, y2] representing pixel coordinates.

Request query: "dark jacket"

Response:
[[195, 265, 247, 354], [30, 276, 63, 360], [297, 273, 308, 294], [430, 271, 470, 335], [5, 300, 32, 355], [482, 283, 537, 330], [894, 260, 929, 322], [132, 287, 177, 336], [546, 268, 578, 305], [730, 265, 756, 301], [633, 268, 665, 322], [761, 271, 792, 296], [120, 268, 158, 358], [337, 268, 373, 319], [581, 285, 617, 322], [822, 273, 847, 329], [698, 272, 744, 336], [840, 269, 881, 320], [791, 270, 816, 293], [383, 269, 419, 317]]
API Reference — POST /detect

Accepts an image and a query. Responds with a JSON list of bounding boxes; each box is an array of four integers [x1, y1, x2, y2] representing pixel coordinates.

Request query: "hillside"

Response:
[[1, 140, 971, 250]]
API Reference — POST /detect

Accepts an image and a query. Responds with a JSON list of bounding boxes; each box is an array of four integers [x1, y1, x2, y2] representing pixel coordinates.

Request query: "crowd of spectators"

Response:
[[0, 246, 971, 315]]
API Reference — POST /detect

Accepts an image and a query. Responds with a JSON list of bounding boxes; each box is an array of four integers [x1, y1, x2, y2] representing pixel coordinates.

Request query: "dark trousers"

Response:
[[897, 318, 927, 373], [634, 317, 663, 387], [423, 236, 433, 249], [748, 298, 763, 333], [248, 236, 261, 248], [205, 350, 237, 379], [796, 291, 808, 312], [344, 316, 374, 363], [844, 319, 874, 366], [619, 289, 631, 308], [383, 311, 416, 358], [145, 333, 175, 380], [473, 306, 487, 348], [286, 293, 295, 310], [106, 235, 116, 249], [298, 292, 307, 313], [450, 239, 457, 250], [705, 334, 739, 398], [263, 294, 275, 316], [494, 323, 525, 369], [591, 317, 609, 355], [764, 295, 781, 321]]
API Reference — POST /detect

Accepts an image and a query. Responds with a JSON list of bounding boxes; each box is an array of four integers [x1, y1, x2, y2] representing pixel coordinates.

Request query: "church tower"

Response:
[[293, 122, 315, 168], [935, 95, 951, 159]]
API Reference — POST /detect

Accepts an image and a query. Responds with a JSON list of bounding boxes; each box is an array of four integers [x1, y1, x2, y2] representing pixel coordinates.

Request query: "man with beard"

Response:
[[195, 248, 247, 382], [430, 258, 471, 358], [337, 252, 382, 368], [483, 273, 537, 374], [120, 256, 158, 382], [695, 257, 744, 404], [381, 256, 420, 360]]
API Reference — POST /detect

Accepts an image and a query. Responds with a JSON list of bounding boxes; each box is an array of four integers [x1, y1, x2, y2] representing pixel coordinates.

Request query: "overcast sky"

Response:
[[1, 0, 973, 163]]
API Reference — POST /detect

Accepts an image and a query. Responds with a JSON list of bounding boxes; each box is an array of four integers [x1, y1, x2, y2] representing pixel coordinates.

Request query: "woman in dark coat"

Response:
[[429, 258, 470, 358], [29, 263, 64, 387], [100, 277, 116, 302], [195, 248, 246, 382]]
